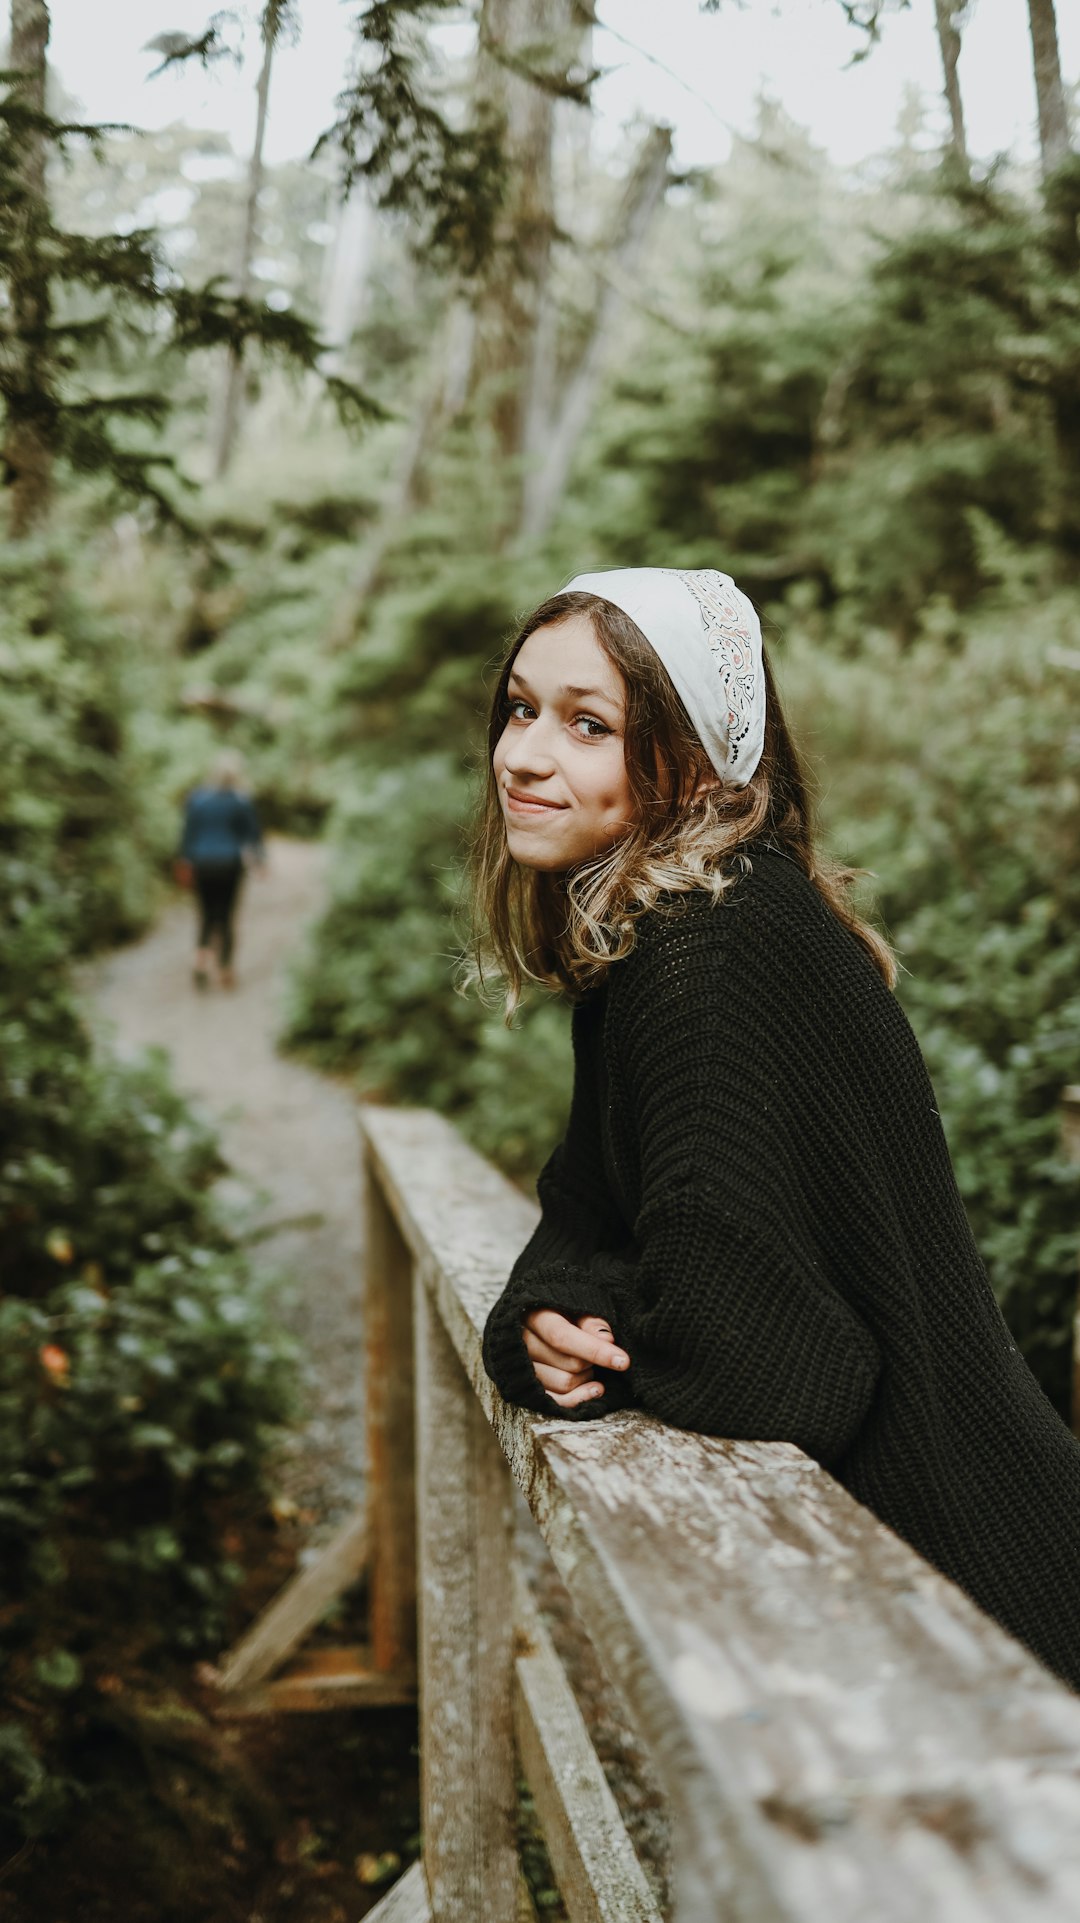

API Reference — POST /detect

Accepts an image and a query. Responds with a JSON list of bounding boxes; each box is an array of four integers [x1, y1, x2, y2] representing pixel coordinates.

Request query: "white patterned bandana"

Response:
[[563, 567, 766, 787]]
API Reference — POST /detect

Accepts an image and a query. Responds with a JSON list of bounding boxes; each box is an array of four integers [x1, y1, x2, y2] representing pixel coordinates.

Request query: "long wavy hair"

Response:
[[467, 590, 895, 1008]]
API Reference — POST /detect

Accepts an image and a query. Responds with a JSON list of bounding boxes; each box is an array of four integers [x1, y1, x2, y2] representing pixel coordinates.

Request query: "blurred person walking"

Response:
[[177, 752, 264, 989]]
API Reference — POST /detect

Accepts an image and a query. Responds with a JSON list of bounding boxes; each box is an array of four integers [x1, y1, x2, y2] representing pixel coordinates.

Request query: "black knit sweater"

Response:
[[481, 842, 1080, 1691]]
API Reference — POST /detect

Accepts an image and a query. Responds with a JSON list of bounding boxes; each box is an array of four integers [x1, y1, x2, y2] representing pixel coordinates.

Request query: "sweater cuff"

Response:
[[481, 1263, 636, 1422]]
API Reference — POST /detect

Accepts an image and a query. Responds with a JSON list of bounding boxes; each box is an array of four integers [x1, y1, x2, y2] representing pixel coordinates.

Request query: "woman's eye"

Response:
[[573, 715, 610, 739], [507, 698, 534, 720]]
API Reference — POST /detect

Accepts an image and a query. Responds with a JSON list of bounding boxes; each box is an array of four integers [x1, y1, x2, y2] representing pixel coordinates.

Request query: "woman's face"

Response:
[[493, 613, 637, 872]]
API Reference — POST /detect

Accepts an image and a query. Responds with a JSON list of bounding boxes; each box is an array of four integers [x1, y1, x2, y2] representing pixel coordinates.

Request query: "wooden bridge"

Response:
[[219, 1103, 1080, 1923]]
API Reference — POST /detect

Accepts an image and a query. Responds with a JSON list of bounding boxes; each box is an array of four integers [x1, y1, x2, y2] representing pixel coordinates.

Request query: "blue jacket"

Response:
[[180, 786, 263, 865]]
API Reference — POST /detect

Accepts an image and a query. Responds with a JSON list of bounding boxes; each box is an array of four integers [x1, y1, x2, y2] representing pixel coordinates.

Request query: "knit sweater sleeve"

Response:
[[481, 896, 882, 1466]]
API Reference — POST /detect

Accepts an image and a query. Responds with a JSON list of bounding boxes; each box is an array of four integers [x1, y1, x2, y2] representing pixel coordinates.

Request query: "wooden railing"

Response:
[[357, 1104, 1080, 1923], [224, 1103, 1080, 1922]]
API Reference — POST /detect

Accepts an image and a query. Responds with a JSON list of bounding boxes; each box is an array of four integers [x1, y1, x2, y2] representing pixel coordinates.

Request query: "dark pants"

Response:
[[195, 859, 243, 966]]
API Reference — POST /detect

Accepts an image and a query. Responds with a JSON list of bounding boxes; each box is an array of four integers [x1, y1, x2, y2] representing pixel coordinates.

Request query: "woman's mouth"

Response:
[[503, 787, 567, 816]]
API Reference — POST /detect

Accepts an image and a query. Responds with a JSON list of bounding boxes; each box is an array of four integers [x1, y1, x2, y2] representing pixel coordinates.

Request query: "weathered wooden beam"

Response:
[[512, 1566, 662, 1923], [364, 1141, 419, 1680], [361, 1104, 1080, 1923], [363, 1860, 431, 1923], [414, 1265, 519, 1921], [1062, 1086, 1080, 1434], [217, 1508, 368, 1694], [217, 1643, 416, 1716]]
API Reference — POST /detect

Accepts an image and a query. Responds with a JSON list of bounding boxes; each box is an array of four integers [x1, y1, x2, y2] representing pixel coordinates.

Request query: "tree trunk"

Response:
[[325, 347, 448, 648], [319, 178, 376, 376], [470, 0, 578, 486], [327, 0, 582, 646], [212, 0, 280, 478], [518, 124, 672, 543], [1026, 0, 1072, 180], [6, 0, 53, 536], [932, 0, 969, 172]]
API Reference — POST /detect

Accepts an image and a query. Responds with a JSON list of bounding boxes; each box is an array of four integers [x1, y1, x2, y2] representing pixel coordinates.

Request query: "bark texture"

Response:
[[213, 0, 281, 477], [519, 123, 671, 543], [471, 0, 579, 479], [932, 0, 969, 172], [6, 0, 53, 536], [1026, 0, 1072, 180]]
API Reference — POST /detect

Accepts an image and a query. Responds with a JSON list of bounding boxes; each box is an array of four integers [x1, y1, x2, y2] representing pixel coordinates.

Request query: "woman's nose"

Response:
[[501, 718, 557, 777]]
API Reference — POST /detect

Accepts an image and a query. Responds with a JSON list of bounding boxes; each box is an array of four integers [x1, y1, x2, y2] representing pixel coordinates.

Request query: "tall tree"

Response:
[[319, 178, 376, 373], [1026, 0, 1072, 179], [470, 0, 582, 480], [0, 26, 377, 538], [328, 0, 588, 631], [932, 0, 969, 172], [5, 0, 52, 535], [212, 0, 292, 477], [518, 122, 672, 542]]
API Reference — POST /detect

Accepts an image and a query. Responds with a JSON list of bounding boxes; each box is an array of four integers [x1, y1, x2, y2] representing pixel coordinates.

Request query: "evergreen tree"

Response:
[[0, 1, 378, 537], [4, 0, 53, 533], [212, 0, 295, 477]]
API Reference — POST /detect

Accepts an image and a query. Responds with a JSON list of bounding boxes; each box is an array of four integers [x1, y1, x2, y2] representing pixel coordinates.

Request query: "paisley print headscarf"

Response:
[[564, 566, 766, 787]]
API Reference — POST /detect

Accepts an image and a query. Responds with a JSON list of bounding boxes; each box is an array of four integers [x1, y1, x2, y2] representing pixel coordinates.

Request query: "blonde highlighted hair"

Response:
[[468, 590, 895, 1009]]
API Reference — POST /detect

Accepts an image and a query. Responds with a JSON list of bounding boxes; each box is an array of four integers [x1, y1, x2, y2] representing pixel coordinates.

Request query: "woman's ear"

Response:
[[690, 772, 723, 807]]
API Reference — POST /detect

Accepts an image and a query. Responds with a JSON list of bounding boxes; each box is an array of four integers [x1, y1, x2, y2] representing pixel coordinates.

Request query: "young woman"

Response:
[[477, 566, 1080, 1693]]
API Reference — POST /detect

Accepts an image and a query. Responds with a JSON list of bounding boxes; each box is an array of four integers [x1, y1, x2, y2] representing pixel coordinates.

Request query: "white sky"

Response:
[[45, 0, 1079, 176]]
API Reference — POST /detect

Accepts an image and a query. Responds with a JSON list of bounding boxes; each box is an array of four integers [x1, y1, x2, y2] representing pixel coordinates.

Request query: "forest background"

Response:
[[1, 0, 1079, 1911]]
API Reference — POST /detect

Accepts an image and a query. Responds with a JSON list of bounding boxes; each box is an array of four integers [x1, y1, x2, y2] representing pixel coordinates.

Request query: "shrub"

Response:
[[0, 881, 294, 1844], [0, 547, 177, 951]]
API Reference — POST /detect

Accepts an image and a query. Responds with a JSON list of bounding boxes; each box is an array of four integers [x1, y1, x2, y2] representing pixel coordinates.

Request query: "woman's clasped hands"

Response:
[[521, 1309, 630, 1409]]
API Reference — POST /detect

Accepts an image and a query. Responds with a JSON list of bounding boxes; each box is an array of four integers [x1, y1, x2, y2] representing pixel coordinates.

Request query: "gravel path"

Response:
[[81, 836, 365, 1539]]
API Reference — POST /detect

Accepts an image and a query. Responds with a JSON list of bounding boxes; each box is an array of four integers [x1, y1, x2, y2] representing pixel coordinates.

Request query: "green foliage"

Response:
[[569, 147, 1080, 629], [0, 545, 175, 948], [0, 546, 294, 1845], [0, 67, 381, 532], [0, 863, 294, 1839], [321, 0, 507, 277]]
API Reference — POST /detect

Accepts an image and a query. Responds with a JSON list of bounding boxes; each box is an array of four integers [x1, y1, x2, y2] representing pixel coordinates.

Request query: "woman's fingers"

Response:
[[526, 1328, 598, 1373], [543, 1375, 607, 1409], [578, 1316, 616, 1343], [533, 1360, 595, 1395], [523, 1308, 630, 1374]]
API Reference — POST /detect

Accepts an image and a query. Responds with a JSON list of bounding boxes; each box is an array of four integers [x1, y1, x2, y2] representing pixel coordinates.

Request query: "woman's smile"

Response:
[[502, 785, 569, 816]]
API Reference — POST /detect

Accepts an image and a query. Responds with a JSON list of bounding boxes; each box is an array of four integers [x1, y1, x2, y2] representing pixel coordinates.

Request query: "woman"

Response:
[[477, 566, 1080, 1692], [178, 751, 264, 989]]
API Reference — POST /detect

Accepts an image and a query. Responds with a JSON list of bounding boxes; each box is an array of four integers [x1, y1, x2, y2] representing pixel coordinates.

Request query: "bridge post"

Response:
[[363, 1146, 418, 1682], [413, 1268, 519, 1922]]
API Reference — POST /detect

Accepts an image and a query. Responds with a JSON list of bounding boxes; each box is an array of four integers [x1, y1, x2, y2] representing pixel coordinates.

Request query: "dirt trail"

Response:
[[82, 836, 364, 1536]]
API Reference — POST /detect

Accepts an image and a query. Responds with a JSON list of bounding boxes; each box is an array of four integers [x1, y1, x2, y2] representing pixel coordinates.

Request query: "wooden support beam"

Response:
[[512, 1568, 662, 1923], [363, 1860, 431, 1923], [217, 1643, 416, 1716], [217, 1508, 368, 1695], [1063, 1086, 1080, 1435], [364, 1139, 419, 1680], [414, 1270, 519, 1922]]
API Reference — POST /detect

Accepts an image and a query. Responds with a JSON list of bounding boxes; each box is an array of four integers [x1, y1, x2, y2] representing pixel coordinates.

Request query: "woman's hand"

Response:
[[522, 1309, 630, 1409]]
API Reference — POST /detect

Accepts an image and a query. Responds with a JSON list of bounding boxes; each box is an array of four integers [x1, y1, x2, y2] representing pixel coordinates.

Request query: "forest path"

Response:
[[81, 836, 364, 1538]]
